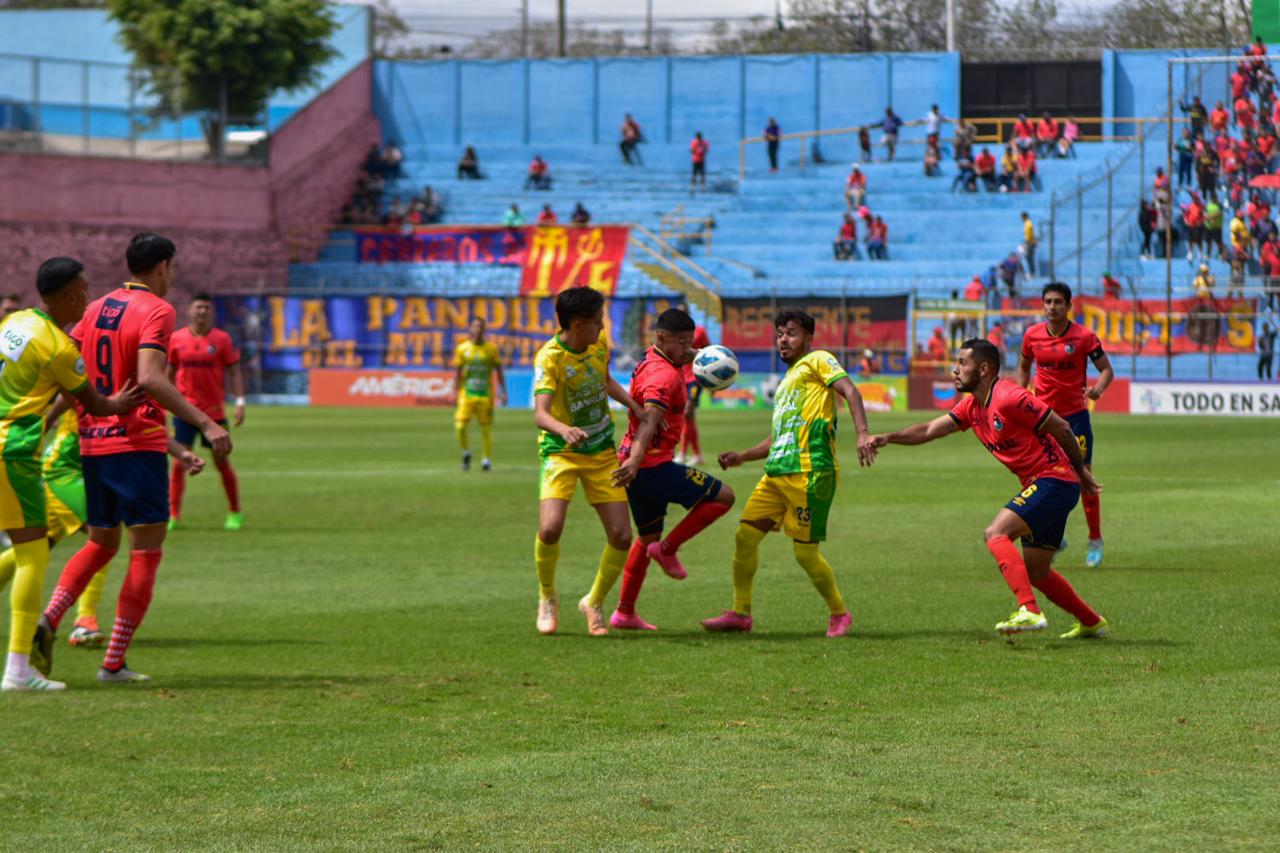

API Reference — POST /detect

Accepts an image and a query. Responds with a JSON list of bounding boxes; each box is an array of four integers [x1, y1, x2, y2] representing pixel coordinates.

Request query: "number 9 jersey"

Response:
[[70, 282, 176, 457]]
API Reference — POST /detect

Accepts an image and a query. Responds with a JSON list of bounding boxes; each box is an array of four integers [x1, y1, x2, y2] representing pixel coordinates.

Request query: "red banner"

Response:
[[519, 226, 629, 296], [1066, 296, 1257, 355], [721, 296, 909, 351], [310, 369, 455, 407]]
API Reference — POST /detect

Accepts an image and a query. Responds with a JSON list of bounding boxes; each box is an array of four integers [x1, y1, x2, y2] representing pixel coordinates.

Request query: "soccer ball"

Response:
[[692, 345, 739, 390]]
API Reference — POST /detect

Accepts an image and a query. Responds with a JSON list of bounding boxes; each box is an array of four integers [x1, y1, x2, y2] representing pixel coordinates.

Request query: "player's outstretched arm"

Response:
[[1040, 411, 1102, 495], [873, 414, 960, 448], [606, 374, 644, 420], [137, 349, 232, 456], [534, 393, 588, 447], [1086, 351, 1115, 400], [68, 377, 146, 418], [831, 376, 877, 466], [719, 435, 772, 469], [166, 438, 206, 476], [1014, 352, 1033, 389], [613, 405, 663, 487]]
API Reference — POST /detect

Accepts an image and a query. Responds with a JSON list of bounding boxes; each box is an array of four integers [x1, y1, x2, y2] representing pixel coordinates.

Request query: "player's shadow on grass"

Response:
[[635, 628, 980, 644], [137, 637, 324, 649]]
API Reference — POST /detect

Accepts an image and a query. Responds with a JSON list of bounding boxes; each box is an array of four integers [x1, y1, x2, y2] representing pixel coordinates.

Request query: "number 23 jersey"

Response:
[[71, 282, 176, 457], [948, 378, 1078, 488]]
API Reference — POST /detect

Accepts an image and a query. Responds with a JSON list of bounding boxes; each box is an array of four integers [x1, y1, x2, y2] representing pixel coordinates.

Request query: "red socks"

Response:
[[616, 540, 650, 616], [1033, 570, 1101, 626], [103, 549, 162, 671], [44, 540, 118, 629], [1082, 492, 1102, 540], [215, 457, 240, 512], [663, 499, 730, 552], [169, 459, 187, 519], [986, 535, 1040, 612], [682, 419, 700, 457]]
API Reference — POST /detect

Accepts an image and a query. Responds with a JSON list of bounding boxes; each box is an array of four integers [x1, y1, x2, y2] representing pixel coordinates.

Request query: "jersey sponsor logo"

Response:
[[80, 425, 128, 439], [0, 322, 33, 362], [96, 298, 128, 330]]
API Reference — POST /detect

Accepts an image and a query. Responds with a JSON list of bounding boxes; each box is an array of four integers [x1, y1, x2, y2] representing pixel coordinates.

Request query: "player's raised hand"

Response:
[[179, 449, 206, 476], [106, 378, 148, 414], [561, 426, 589, 447], [1080, 468, 1103, 496], [203, 421, 233, 457], [718, 450, 743, 470]]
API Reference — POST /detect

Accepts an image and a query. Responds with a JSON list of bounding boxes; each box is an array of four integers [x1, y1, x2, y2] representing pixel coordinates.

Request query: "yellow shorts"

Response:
[[46, 485, 86, 541], [0, 456, 46, 531], [740, 470, 839, 542], [455, 396, 493, 426], [539, 451, 626, 505]]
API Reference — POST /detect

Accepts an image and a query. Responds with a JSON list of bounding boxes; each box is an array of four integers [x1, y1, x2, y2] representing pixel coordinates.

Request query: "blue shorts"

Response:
[[1064, 409, 1093, 465], [83, 451, 169, 528], [626, 460, 722, 536], [173, 417, 227, 448], [1005, 476, 1080, 552]]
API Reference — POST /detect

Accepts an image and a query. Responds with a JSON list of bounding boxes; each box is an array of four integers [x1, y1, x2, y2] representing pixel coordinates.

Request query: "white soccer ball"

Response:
[[692, 344, 739, 391]]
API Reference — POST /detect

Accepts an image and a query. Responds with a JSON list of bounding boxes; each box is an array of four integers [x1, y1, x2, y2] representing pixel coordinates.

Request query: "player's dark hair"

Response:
[[961, 338, 1002, 370], [774, 306, 815, 335], [1042, 281, 1073, 303], [35, 256, 84, 297], [656, 307, 695, 333], [470, 316, 486, 327], [554, 286, 604, 329], [126, 232, 177, 275], [191, 290, 213, 303]]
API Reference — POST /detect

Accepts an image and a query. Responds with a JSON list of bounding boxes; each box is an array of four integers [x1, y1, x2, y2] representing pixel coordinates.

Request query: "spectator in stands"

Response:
[[1176, 129, 1194, 187], [924, 104, 950, 140], [998, 252, 1021, 298], [419, 185, 442, 224], [1155, 196, 1173, 259], [1260, 233, 1280, 299], [365, 170, 386, 205], [690, 132, 709, 191], [1058, 117, 1080, 158], [363, 143, 384, 177], [1, 294, 21, 316], [964, 274, 985, 302], [858, 349, 879, 374], [1210, 100, 1230, 135], [537, 204, 557, 226], [571, 202, 591, 225], [764, 118, 781, 172], [382, 141, 404, 179], [867, 216, 889, 260], [975, 147, 997, 191], [1181, 95, 1208, 139], [1229, 248, 1248, 297], [620, 113, 644, 165], [844, 165, 867, 210], [1259, 130, 1277, 170], [833, 213, 859, 260], [926, 326, 948, 362], [1020, 212, 1038, 274], [874, 107, 903, 161], [954, 118, 977, 159], [1230, 208, 1252, 258], [525, 154, 552, 190], [383, 197, 405, 228], [1000, 145, 1019, 190], [1232, 63, 1249, 101], [952, 150, 977, 192], [1205, 198, 1225, 258], [1102, 271, 1123, 299], [1259, 315, 1277, 379], [1012, 113, 1035, 150], [1235, 94, 1257, 134], [457, 146, 482, 180], [1153, 166, 1170, 196], [1183, 192, 1205, 261], [1138, 198, 1155, 258], [1035, 112, 1060, 156], [1015, 145, 1037, 193], [1193, 263, 1215, 299], [987, 321, 1007, 366], [1196, 140, 1219, 197], [503, 203, 525, 228], [923, 137, 942, 177], [858, 126, 872, 162]]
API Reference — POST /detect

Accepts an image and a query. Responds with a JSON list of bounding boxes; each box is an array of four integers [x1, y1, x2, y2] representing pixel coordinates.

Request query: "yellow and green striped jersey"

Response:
[[453, 339, 501, 399], [533, 332, 614, 458], [42, 409, 81, 480], [0, 309, 87, 462], [764, 349, 849, 476]]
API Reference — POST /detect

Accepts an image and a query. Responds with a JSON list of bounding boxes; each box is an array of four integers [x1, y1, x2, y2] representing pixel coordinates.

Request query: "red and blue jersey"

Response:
[[71, 283, 175, 457], [620, 346, 686, 468], [1020, 320, 1104, 417], [949, 379, 1077, 489], [170, 326, 239, 421]]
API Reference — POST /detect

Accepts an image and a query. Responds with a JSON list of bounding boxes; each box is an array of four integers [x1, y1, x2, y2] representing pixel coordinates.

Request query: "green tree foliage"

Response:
[[106, 0, 337, 159]]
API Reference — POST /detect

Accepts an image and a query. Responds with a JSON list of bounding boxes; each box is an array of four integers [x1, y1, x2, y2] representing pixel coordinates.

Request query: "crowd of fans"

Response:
[[337, 141, 444, 228]]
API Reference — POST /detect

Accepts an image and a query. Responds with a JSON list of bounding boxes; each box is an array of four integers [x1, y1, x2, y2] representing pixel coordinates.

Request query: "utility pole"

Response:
[[946, 0, 955, 52], [521, 0, 530, 58], [646, 0, 654, 53], [558, 0, 566, 57]]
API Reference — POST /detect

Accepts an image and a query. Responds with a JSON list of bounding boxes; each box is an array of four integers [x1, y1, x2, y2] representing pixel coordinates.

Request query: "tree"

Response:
[[0, 1, 104, 7], [107, 0, 337, 161], [371, 0, 409, 58]]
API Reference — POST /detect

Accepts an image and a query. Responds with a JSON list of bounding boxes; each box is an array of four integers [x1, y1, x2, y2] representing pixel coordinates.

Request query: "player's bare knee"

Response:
[[715, 484, 736, 507], [538, 526, 563, 546], [608, 528, 632, 550], [982, 525, 1002, 543]]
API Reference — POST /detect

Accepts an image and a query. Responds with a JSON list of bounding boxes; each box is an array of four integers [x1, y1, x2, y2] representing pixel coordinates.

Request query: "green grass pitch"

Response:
[[2, 406, 1278, 850]]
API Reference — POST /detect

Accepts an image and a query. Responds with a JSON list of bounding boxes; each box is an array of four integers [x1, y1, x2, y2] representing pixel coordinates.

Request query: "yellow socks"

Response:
[[8, 539, 50, 655], [456, 422, 469, 452], [793, 542, 847, 616], [0, 546, 16, 592], [481, 423, 493, 459], [731, 523, 767, 614], [77, 567, 110, 622], [535, 536, 560, 599], [587, 543, 628, 608]]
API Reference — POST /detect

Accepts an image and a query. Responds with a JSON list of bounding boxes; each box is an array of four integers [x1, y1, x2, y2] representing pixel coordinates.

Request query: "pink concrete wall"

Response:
[[0, 60, 378, 296]]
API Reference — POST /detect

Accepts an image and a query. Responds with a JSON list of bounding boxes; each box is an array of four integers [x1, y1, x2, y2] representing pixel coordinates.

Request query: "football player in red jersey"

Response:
[[609, 308, 735, 630], [37, 233, 233, 684], [167, 291, 245, 530], [675, 306, 711, 465], [871, 339, 1109, 639], [1015, 282, 1114, 567]]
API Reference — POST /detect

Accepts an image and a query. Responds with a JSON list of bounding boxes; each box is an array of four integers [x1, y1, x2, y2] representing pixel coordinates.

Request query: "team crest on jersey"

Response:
[[565, 365, 577, 379], [207, 344, 216, 354], [1064, 343, 1075, 354], [992, 415, 1005, 431]]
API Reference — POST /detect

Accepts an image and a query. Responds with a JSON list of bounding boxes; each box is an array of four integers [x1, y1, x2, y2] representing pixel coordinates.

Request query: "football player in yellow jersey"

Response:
[[452, 317, 506, 472], [703, 307, 879, 638], [532, 287, 643, 636], [0, 257, 143, 691]]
